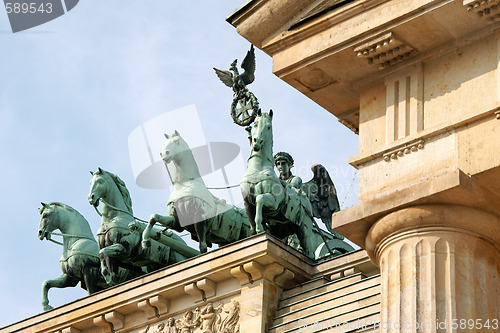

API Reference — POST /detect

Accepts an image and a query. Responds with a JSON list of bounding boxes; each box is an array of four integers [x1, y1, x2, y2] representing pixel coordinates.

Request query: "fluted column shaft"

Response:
[[366, 205, 500, 333]]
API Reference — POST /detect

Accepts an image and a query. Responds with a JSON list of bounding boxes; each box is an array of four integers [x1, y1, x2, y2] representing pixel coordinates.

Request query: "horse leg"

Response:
[[142, 214, 157, 250], [83, 265, 100, 295], [151, 213, 176, 228], [99, 243, 128, 285], [244, 201, 257, 235], [143, 214, 177, 250], [41, 274, 78, 311], [194, 221, 207, 253], [298, 218, 317, 259], [99, 252, 110, 284], [255, 193, 279, 233]]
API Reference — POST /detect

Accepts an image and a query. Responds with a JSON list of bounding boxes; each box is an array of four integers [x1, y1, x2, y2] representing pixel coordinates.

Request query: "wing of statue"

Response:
[[213, 67, 234, 88], [302, 164, 341, 236], [239, 44, 255, 86]]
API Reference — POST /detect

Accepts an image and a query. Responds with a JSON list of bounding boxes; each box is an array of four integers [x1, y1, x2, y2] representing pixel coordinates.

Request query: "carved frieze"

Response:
[[354, 32, 416, 70], [140, 301, 240, 333]]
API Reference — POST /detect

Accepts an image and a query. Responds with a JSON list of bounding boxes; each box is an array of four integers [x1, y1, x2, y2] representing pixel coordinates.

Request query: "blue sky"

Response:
[[0, 1, 358, 327]]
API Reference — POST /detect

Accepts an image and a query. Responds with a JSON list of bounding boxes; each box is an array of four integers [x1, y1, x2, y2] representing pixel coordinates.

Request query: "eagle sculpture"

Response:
[[213, 45, 256, 95]]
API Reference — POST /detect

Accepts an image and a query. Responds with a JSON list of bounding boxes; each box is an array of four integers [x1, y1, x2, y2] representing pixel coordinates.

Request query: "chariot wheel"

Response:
[[231, 91, 259, 126]]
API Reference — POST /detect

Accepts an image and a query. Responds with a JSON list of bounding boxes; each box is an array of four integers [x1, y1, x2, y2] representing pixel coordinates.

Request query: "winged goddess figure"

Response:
[[301, 164, 343, 238], [214, 45, 260, 126]]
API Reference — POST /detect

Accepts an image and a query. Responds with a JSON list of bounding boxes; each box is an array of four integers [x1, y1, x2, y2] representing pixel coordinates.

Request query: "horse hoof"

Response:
[[200, 243, 208, 253], [43, 304, 53, 311], [103, 274, 114, 286], [101, 268, 109, 276]]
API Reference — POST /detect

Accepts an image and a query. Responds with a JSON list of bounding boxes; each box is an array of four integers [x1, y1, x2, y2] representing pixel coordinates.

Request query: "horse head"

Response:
[[88, 167, 109, 207], [160, 130, 189, 164], [251, 109, 273, 152], [88, 168, 133, 216], [38, 202, 58, 240]]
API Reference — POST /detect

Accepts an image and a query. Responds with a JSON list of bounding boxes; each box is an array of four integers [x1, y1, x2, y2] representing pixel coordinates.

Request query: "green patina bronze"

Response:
[[274, 155, 352, 255], [37, 46, 354, 308], [240, 110, 354, 259], [38, 202, 108, 311], [142, 131, 251, 254], [88, 168, 198, 285], [274, 152, 344, 238], [274, 151, 302, 189], [214, 44, 259, 126], [301, 164, 344, 238]]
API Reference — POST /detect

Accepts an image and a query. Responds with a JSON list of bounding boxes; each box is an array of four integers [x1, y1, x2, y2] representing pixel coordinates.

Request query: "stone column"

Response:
[[365, 205, 500, 332]]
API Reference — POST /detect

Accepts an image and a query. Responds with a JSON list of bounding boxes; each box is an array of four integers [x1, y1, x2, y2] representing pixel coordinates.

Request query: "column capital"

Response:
[[366, 204, 500, 265]]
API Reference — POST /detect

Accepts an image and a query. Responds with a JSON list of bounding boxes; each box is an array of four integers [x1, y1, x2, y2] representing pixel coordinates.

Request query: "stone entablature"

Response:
[[2, 235, 378, 333], [228, 0, 500, 133], [352, 103, 500, 202]]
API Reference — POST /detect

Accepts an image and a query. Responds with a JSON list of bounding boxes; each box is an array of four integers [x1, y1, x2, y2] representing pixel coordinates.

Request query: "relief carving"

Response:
[[217, 300, 240, 333], [144, 322, 168, 333], [165, 318, 178, 333], [139, 301, 240, 333], [296, 68, 337, 92], [200, 303, 216, 332], [178, 308, 199, 333]]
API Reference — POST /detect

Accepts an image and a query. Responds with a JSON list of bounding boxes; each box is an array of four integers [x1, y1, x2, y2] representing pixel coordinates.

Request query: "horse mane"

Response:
[[48, 202, 86, 220], [179, 137, 196, 163], [173, 135, 192, 157], [168, 134, 202, 179], [102, 170, 133, 215], [253, 112, 274, 150]]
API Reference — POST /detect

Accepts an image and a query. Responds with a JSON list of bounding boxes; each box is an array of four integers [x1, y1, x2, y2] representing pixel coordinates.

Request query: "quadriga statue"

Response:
[[240, 110, 354, 259], [142, 131, 251, 254], [88, 168, 199, 285], [38, 202, 108, 311]]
